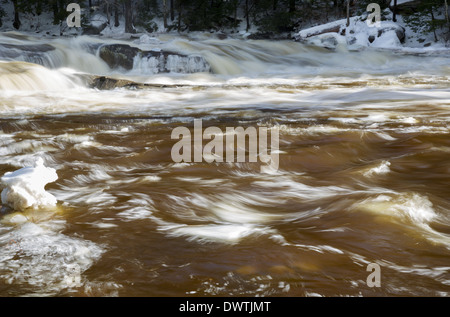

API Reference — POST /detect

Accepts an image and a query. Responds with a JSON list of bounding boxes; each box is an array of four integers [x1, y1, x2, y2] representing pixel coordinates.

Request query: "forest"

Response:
[[1, 1, 449, 39]]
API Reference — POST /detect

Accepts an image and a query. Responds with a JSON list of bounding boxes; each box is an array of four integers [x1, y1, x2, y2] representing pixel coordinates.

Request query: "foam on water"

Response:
[[160, 223, 275, 244], [353, 192, 450, 248], [0, 221, 104, 295], [355, 193, 437, 224], [363, 161, 391, 177]]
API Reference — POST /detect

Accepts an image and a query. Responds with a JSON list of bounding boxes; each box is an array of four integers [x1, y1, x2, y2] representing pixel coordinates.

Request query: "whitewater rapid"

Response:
[[0, 31, 450, 296]]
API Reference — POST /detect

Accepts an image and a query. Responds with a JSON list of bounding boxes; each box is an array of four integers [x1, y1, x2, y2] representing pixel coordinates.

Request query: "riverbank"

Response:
[[1, 1, 449, 51]]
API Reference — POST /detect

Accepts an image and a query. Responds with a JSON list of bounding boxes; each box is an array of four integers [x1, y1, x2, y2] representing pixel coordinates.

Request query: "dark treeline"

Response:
[[1, 0, 449, 38]]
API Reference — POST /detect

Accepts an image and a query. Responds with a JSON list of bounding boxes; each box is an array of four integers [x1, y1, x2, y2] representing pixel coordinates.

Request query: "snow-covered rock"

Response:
[[294, 16, 406, 50], [346, 20, 405, 50], [294, 18, 348, 42], [1, 158, 58, 211], [98, 43, 210, 74]]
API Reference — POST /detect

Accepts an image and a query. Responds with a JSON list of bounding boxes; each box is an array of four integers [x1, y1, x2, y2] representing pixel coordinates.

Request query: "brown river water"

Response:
[[0, 31, 449, 297]]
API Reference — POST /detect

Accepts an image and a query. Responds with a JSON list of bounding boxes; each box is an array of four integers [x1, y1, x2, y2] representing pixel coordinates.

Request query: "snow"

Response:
[[294, 8, 450, 52], [295, 17, 404, 50], [0, 1, 448, 53], [295, 18, 350, 39], [371, 29, 402, 48], [90, 14, 108, 28], [1, 158, 58, 211]]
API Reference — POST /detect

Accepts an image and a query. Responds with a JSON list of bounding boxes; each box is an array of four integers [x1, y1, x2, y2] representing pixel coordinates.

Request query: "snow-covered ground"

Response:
[[0, 1, 448, 52], [0, 1, 258, 40], [295, 8, 449, 52]]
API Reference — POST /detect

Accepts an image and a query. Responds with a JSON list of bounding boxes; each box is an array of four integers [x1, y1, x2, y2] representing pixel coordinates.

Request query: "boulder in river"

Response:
[[377, 24, 406, 44], [294, 18, 406, 50], [98, 44, 140, 70], [98, 43, 210, 74]]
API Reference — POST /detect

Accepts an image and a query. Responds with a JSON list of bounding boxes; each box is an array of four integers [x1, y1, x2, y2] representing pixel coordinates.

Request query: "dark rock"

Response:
[[247, 32, 291, 40], [82, 22, 108, 35], [89, 75, 178, 90], [320, 34, 339, 49], [247, 32, 275, 40], [216, 32, 228, 40], [98, 44, 211, 73], [347, 36, 357, 46], [89, 76, 140, 89], [368, 35, 376, 43], [390, 0, 422, 15], [377, 24, 405, 43], [98, 44, 140, 70]]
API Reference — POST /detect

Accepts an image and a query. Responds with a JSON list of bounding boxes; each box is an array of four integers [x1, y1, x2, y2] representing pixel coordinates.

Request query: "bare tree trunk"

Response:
[[245, 0, 250, 31], [393, 0, 397, 22], [170, 0, 175, 21], [12, 0, 21, 29], [429, 6, 438, 42], [234, 0, 238, 26], [36, 0, 43, 15], [124, 0, 135, 33], [52, 0, 58, 24], [105, 0, 111, 25], [114, 0, 119, 27], [445, 0, 450, 34], [163, 0, 168, 29], [346, 0, 350, 27], [289, 0, 296, 12], [177, 0, 182, 32]]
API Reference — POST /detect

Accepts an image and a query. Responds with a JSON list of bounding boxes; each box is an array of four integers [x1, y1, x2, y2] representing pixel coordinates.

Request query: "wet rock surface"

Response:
[[98, 43, 210, 73]]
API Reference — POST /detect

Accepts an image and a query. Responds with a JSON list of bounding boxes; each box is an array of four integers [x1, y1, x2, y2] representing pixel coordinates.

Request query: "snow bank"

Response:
[[294, 16, 406, 51], [1, 158, 58, 211]]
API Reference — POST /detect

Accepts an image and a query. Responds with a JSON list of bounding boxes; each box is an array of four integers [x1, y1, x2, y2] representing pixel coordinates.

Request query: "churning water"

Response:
[[0, 31, 449, 296]]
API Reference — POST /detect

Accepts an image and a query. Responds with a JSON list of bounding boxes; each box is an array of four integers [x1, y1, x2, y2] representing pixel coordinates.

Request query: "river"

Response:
[[0, 31, 449, 296]]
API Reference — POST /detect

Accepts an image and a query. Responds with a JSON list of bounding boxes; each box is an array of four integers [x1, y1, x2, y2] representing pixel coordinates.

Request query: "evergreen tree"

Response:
[[403, 0, 448, 42]]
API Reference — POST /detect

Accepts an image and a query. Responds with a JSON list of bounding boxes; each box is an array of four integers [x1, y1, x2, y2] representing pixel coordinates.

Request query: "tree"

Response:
[[245, 0, 250, 31], [12, 0, 21, 29], [163, 0, 167, 28], [393, 0, 397, 22], [445, 0, 450, 34], [0, 1, 7, 27], [114, 0, 120, 27], [289, 0, 295, 13], [124, 0, 135, 33], [346, 0, 350, 27], [402, 0, 448, 42]]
